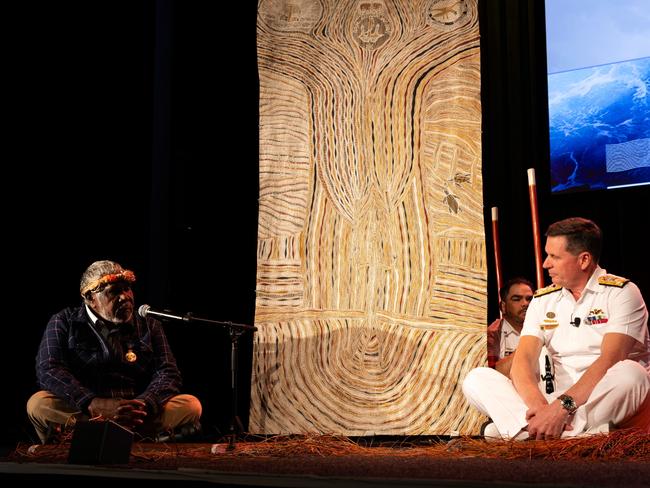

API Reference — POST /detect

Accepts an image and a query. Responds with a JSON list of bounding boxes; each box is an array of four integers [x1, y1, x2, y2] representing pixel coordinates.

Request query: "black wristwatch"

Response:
[[558, 394, 578, 414]]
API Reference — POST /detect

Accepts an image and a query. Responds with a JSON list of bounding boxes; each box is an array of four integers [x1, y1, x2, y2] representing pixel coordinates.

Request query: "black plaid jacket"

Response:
[[35, 305, 182, 416]]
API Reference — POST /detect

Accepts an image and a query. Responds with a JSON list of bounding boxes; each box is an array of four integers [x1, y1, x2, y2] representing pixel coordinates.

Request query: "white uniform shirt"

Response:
[[521, 266, 650, 390], [500, 319, 520, 359]]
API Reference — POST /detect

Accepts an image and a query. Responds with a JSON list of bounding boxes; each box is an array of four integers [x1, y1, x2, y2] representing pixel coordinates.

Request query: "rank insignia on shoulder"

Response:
[[598, 274, 629, 287], [534, 284, 562, 298]]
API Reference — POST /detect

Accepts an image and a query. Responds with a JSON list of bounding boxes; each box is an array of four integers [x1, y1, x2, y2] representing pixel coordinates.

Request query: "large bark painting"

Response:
[[251, 0, 486, 435]]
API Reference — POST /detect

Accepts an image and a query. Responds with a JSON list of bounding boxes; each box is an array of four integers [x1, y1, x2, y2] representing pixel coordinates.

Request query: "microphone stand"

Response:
[[174, 313, 257, 451]]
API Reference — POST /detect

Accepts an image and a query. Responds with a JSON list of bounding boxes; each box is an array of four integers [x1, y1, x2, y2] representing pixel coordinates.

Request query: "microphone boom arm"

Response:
[[138, 304, 256, 331], [184, 313, 257, 332]]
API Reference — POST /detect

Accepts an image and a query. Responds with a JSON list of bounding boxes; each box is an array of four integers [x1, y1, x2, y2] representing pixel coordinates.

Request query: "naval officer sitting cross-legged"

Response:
[[463, 217, 650, 440]]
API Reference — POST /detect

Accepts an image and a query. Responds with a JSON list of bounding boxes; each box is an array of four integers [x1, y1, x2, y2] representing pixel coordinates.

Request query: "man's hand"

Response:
[[88, 398, 147, 428], [525, 401, 573, 439]]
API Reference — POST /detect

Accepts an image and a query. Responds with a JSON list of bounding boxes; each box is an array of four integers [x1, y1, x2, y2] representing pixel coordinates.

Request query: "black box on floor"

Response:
[[67, 420, 133, 465]]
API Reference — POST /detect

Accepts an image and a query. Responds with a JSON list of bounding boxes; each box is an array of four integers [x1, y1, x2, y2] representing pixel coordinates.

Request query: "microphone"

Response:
[[138, 304, 191, 322], [570, 317, 581, 327]]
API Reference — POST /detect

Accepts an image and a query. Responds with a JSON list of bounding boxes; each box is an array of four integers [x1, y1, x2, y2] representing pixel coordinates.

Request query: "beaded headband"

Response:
[[80, 269, 136, 296]]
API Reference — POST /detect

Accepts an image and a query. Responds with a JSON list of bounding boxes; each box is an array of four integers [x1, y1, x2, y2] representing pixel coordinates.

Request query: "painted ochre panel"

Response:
[[251, 0, 486, 435]]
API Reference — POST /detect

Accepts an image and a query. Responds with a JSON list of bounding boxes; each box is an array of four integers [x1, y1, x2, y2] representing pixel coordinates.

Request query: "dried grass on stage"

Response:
[[10, 430, 650, 465]]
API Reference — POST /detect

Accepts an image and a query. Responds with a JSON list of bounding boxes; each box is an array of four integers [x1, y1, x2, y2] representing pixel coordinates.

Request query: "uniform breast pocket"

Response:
[[586, 321, 610, 331]]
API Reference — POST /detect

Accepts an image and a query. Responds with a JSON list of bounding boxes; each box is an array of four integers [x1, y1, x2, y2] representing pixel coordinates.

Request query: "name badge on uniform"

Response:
[[540, 311, 559, 330]]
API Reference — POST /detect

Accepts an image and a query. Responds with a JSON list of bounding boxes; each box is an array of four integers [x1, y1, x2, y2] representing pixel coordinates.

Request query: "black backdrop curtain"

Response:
[[480, 0, 551, 307]]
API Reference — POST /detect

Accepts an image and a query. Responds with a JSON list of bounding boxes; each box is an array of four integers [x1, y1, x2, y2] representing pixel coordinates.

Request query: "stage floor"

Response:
[[2, 433, 649, 487]]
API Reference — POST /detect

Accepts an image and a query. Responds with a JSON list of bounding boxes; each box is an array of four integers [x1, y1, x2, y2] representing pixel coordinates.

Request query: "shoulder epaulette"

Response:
[[534, 283, 562, 298], [598, 274, 629, 287]]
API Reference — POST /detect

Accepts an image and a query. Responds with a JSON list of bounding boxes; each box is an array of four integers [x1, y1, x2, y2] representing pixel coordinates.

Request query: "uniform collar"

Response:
[[584, 266, 607, 295], [559, 265, 606, 301], [501, 318, 520, 336]]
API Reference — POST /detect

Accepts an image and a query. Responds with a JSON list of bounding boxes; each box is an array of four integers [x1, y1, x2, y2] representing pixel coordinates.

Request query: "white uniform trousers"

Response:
[[462, 360, 650, 438]]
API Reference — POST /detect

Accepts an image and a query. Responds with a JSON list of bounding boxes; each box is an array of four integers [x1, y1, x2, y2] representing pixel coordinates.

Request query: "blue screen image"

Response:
[[545, 0, 650, 193]]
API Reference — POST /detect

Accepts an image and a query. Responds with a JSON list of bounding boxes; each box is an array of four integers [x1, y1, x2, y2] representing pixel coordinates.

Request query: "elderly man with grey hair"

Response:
[[27, 260, 202, 443]]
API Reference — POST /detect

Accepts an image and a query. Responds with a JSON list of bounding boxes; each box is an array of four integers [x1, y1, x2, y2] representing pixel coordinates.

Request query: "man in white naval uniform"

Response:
[[463, 217, 650, 439], [487, 278, 535, 377]]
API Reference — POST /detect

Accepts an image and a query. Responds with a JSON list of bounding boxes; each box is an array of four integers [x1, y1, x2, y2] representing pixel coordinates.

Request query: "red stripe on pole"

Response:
[[491, 206, 503, 314], [527, 168, 544, 289]]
